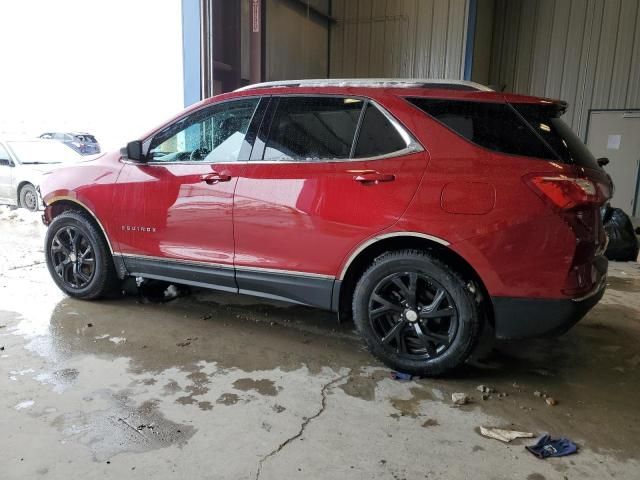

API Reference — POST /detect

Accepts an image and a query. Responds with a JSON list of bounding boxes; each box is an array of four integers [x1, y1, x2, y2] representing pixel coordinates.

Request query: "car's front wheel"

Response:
[[352, 250, 482, 376], [44, 211, 119, 299], [19, 184, 39, 211]]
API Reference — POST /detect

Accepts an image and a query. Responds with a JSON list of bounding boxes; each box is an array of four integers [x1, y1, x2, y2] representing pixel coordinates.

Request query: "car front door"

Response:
[[113, 97, 264, 291], [232, 95, 429, 308], [0, 143, 15, 203]]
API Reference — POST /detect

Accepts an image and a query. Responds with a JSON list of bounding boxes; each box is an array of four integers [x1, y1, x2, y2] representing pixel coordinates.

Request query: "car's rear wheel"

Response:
[[352, 250, 481, 376], [45, 211, 119, 299], [19, 184, 39, 211]]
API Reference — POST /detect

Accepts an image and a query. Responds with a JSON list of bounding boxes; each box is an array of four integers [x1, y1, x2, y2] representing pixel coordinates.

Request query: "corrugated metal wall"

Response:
[[489, 0, 640, 139], [330, 0, 470, 79], [265, 0, 329, 80]]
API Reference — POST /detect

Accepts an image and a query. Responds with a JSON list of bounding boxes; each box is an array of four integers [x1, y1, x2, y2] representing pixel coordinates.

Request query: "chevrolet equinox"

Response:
[[39, 79, 612, 376]]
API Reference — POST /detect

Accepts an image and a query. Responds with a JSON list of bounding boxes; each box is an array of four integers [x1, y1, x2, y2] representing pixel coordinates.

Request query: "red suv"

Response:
[[39, 79, 612, 376]]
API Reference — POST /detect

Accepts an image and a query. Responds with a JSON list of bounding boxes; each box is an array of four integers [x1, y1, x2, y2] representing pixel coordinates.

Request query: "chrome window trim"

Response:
[[253, 95, 423, 164], [338, 232, 451, 281], [121, 94, 423, 166]]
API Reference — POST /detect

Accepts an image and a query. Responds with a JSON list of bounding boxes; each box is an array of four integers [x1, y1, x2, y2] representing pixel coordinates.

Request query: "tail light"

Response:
[[524, 173, 610, 297], [524, 174, 611, 210]]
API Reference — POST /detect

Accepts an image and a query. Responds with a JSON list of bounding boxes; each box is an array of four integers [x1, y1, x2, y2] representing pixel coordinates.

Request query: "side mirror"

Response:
[[597, 157, 609, 167], [0, 158, 12, 167], [126, 140, 145, 162]]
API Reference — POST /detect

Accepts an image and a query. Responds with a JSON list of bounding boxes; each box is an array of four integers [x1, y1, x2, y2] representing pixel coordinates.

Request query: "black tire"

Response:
[[352, 249, 481, 376], [44, 210, 119, 299], [19, 184, 39, 211]]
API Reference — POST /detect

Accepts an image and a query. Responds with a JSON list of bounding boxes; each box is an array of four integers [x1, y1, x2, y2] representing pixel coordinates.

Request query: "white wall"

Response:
[[0, 0, 184, 151]]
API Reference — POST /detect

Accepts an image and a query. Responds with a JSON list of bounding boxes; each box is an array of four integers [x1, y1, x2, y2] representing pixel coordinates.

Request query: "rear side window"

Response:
[[513, 104, 600, 170], [407, 98, 556, 160], [354, 104, 407, 158], [263, 97, 363, 161]]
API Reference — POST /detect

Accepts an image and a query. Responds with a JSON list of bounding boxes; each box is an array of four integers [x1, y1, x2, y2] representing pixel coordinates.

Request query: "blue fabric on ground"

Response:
[[526, 434, 578, 459]]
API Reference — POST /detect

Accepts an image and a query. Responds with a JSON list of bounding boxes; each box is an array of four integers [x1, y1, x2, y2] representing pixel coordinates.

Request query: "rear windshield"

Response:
[[512, 104, 600, 170]]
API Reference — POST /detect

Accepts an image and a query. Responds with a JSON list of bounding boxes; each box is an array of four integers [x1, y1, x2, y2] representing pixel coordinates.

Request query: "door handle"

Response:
[[352, 172, 395, 184], [200, 172, 232, 184]]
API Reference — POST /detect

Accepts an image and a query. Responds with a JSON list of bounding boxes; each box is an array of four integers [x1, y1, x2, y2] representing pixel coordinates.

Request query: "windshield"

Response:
[[7, 141, 81, 164]]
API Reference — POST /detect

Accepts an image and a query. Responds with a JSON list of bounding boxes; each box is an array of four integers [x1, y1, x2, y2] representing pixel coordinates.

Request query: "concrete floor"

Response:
[[1, 206, 639, 479]]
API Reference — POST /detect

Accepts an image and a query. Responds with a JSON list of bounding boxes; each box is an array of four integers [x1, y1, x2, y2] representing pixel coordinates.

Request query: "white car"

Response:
[[0, 139, 83, 211]]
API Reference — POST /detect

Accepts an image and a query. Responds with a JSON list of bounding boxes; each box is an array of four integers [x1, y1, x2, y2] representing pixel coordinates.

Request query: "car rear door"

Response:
[[113, 97, 265, 291], [232, 95, 429, 309]]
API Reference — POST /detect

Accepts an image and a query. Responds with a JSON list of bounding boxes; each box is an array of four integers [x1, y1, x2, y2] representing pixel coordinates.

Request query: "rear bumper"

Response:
[[492, 273, 607, 339]]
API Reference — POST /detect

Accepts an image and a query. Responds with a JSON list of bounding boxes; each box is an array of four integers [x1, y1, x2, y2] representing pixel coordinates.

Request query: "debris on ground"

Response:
[[480, 426, 535, 443], [545, 397, 558, 406], [526, 434, 578, 458], [87, 323, 93, 328], [135, 279, 191, 303], [164, 284, 179, 299], [177, 337, 198, 347], [391, 371, 413, 381], [476, 385, 494, 393], [452, 393, 469, 405]]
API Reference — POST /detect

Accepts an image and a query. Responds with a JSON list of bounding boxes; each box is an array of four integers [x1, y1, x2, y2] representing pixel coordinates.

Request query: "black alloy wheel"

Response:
[[369, 271, 458, 359], [352, 250, 482, 376], [50, 226, 96, 289], [44, 211, 119, 299]]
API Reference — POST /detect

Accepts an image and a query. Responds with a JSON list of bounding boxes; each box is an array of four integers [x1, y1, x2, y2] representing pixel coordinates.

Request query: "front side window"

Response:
[[262, 97, 363, 161], [408, 98, 556, 160], [149, 98, 259, 162]]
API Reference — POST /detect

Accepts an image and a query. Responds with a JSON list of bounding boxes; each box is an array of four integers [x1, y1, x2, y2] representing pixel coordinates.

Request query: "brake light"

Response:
[[524, 174, 608, 210]]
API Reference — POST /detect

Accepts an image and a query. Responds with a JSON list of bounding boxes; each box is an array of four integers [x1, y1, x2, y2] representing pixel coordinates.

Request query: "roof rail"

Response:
[[235, 78, 493, 92]]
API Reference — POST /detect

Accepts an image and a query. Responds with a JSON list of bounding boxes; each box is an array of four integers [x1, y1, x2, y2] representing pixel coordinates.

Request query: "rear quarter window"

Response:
[[354, 103, 407, 158], [407, 98, 556, 161]]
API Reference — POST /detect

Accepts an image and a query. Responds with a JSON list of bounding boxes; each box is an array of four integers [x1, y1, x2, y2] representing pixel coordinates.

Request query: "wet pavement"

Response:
[[1, 206, 639, 479]]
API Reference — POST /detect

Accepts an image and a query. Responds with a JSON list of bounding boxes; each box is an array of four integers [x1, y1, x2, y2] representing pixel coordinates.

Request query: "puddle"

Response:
[[607, 275, 640, 293], [52, 395, 195, 461], [233, 378, 278, 396]]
